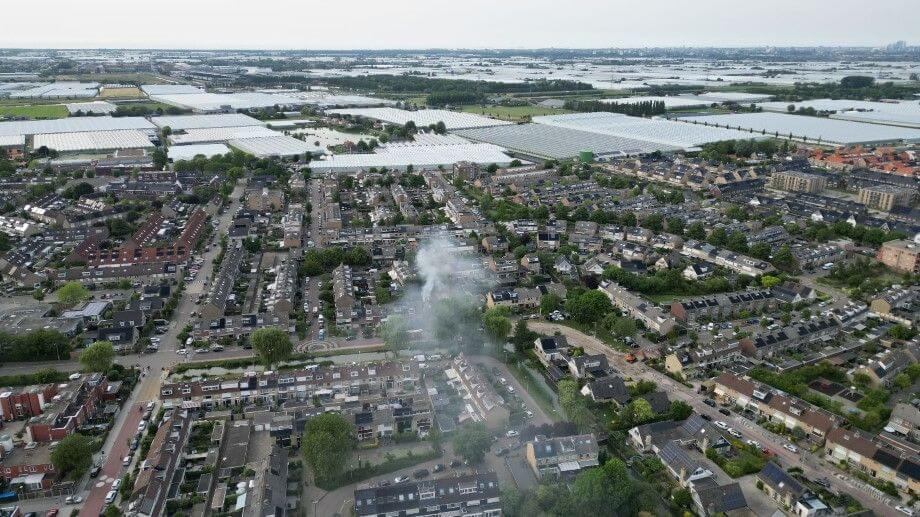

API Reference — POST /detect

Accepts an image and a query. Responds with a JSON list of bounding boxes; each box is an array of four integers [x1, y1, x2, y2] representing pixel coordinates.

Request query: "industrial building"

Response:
[[532, 112, 761, 150], [167, 143, 231, 161], [326, 107, 512, 130], [33, 130, 154, 154], [759, 99, 920, 129], [310, 141, 514, 173], [227, 135, 323, 158], [456, 122, 676, 160], [150, 113, 263, 131], [680, 112, 920, 146]]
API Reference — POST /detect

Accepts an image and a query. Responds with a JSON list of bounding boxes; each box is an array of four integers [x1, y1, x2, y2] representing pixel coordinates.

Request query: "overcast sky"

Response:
[[0, 0, 915, 49]]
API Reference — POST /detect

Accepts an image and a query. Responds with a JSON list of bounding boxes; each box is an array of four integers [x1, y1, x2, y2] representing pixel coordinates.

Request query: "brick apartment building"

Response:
[[70, 209, 207, 267], [0, 385, 58, 421]]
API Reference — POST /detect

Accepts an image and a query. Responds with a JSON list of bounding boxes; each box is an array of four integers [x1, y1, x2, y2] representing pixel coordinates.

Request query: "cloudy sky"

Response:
[[0, 0, 915, 49]]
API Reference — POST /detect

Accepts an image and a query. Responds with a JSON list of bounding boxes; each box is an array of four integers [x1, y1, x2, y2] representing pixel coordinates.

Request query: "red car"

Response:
[[46, 509, 59, 517]]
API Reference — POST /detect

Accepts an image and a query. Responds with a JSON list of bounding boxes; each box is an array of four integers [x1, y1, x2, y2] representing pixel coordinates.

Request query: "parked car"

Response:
[[105, 490, 117, 504], [90, 466, 102, 478], [122, 455, 132, 467], [65, 496, 83, 504], [699, 414, 712, 421], [112, 479, 121, 490], [433, 464, 445, 473], [449, 459, 462, 468], [728, 428, 742, 438], [783, 444, 799, 453], [894, 506, 914, 516], [176, 348, 188, 355], [394, 475, 410, 483], [506, 430, 519, 437], [704, 399, 716, 407], [714, 421, 728, 429], [719, 408, 731, 416], [413, 468, 429, 479]]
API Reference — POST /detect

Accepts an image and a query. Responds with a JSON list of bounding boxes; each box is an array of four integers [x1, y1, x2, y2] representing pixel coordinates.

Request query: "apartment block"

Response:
[[769, 171, 826, 193], [857, 185, 914, 211], [877, 240, 920, 274]]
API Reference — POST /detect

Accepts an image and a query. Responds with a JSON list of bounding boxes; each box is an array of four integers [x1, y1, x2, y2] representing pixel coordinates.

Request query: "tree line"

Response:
[[0, 329, 71, 362], [563, 99, 665, 117]]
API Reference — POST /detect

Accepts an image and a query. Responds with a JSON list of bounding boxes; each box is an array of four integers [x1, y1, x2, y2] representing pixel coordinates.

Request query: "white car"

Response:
[[394, 475, 410, 483], [506, 430, 519, 437], [714, 421, 728, 430], [65, 495, 83, 504], [112, 478, 121, 489], [783, 444, 799, 453], [728, 428, 742, 438], [745, 439, 760, 448], [176, 348, 188, 355], [895, 505, 914, 516], [105, 490, 117, 504]]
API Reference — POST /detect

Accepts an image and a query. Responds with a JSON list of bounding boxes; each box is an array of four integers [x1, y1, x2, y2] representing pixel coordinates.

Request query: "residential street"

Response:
[[526, 321, 897, 516]]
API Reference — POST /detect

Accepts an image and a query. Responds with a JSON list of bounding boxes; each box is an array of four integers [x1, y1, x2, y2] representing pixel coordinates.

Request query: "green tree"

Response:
[[893, 373, 912, 391], [630, 398, 655, 423], [55, 281, 90, 308], [380, 315, 410, 357], [151, 148, 168, 170], [80, 341, 115, 372], [510, 319, 538, 352], [772, 245, 799, 273], [669, 400, 693, 421], [564, 290, 612, 324], [482, 307, 512, 341], [453, 422, 491, 464], [760, 275, 781, 288], [571, 459, 635, 515], [686, 222, 707, 241], [250, 327, 293, 368], [607, 315, 636, 338], [51, 433, 93, 480], [540, 293, 563, 316], [301, 413, 354, 484]]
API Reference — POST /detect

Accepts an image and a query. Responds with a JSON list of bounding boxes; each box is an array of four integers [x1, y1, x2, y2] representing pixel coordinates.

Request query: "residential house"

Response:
[[524, 433, 599, 480], [599, 282, 677, 335]]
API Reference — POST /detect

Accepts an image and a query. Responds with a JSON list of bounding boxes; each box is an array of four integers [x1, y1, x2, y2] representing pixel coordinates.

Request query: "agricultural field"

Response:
[[100, 86, 144, 98], [0, 103, 68, 119], [461, 104, 573, 121]]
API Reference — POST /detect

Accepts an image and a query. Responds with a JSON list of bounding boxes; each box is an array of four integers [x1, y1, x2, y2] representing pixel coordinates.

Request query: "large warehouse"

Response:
[[326, 107, 512, 130], [310, 141, 514, 173], [168, 143, 232, 161], [0, 116, 156, 137], [758, 99, 920, 129], [7, 82, 99, 99], [227, 135, 325, 158], [148, 91, 305, 112], [168, 125, 278, 145], [33, 129, 154, 153], [532, 112, 760, 150], [680, 112, 920, 146], [150, 113, 264, 131], [454, 123, 678, 160]]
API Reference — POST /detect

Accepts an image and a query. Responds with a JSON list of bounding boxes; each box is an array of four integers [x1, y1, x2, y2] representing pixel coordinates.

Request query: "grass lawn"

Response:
[[461, 104, 573, 122], [0, 104, 68, 119]]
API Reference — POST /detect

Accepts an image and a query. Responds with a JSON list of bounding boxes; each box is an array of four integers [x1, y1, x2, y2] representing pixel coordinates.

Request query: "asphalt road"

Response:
[[526, 320, 897, 516]]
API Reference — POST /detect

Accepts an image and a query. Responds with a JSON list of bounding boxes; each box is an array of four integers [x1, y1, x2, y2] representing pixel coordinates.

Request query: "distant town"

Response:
[[0, 46, 916, 517]]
